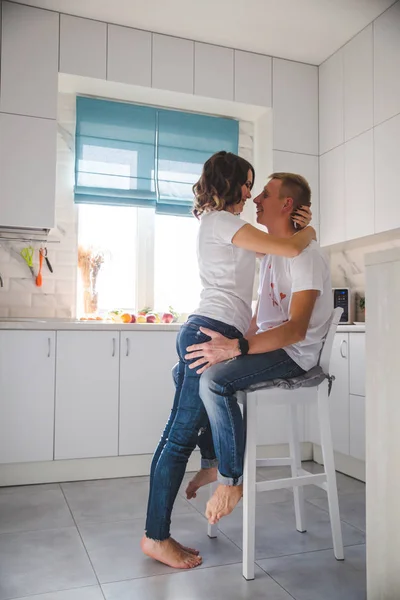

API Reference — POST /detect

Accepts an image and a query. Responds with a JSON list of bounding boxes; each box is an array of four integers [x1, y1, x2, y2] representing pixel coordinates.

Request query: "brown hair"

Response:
[[269, 172, 311, 210], [193, 151, 255, 218]]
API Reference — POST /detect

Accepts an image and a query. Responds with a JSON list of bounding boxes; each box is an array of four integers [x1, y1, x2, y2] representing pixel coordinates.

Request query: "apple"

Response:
[[130, 314, 136, 323], [162, 312, 174, 324], [146, 313, 157, 323]]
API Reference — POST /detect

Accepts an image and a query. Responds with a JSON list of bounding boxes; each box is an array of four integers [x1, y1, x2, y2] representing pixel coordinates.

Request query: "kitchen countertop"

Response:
[[0, 318, 366, 333]]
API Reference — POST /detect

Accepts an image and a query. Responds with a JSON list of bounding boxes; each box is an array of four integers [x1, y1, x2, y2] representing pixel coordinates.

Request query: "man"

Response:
[[185, 173, 332, 524]]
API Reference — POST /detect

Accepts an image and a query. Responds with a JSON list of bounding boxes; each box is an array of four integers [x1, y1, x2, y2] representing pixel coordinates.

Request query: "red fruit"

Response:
[[130, 314, 136, 323], [146, 314, 157, 323], [162, 312, 174, 324]]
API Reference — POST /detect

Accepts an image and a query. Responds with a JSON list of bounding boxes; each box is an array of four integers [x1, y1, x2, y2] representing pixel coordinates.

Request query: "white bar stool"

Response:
[[207, 307, 344, 580]]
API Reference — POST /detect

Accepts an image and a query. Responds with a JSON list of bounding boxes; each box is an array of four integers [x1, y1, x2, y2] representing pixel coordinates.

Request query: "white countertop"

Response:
[[0, 318, 366, 333]]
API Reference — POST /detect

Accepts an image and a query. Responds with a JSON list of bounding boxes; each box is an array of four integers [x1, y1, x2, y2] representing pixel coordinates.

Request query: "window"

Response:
[[75, 97, 238, 317]]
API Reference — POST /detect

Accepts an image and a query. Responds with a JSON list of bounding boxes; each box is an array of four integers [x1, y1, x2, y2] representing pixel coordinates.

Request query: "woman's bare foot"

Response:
[[141, 535, 202, 569], [186, 467, 218, 499], [171, 537, 199, 555], [206, 484, 243, 524]]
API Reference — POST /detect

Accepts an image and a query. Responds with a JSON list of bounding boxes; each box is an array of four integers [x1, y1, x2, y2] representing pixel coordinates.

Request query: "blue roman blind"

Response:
[[74, 96, 239, 216]]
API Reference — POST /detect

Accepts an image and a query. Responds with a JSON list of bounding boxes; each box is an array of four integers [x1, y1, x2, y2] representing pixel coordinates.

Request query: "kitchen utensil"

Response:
[[20, 246, 35, 278], [42, 247, 53, 273], [36, 249, 44, 287]]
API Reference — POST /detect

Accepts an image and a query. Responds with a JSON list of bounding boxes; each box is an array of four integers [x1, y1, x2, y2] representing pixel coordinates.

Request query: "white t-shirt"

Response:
[[194, 210, 256, 335], [257, 240, 332, 371]]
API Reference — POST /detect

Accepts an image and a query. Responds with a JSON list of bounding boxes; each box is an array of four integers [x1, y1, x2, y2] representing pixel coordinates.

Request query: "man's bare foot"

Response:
[[206, 484, 243, 524], [171, 537, 199, 555], [141, 535, 202, 569], [186, 467, 218, 499]]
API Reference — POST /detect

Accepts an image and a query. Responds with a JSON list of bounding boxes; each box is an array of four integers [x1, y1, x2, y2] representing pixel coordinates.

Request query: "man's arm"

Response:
[[186, 290, 319, 373]]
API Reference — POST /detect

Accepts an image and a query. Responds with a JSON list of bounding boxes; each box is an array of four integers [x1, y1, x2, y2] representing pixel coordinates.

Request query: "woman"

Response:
[[141, 152, 313, 569]]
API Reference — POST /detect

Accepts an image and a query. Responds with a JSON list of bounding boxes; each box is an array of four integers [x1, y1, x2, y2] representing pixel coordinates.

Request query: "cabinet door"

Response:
[[234, 51, 271, 107], [272, 58, 318, 155], [349, 333, 366, 397], [0, 331, 55, 464], [328, 333, 350, 455], [345, 130, 374, 240], [195, 43, 233, 101], [119, 332, 177, 456], [152, 34, 194, 94], [0, 2, 59, 119], [350, 394, 365, 461], [55, 332, 119, 460], [59, 15, 106, 79], [107, 25, 151, 88], [320, 145, 345, 247], [319, 50, 344, 155], [374, 112, 400, 234], [0, 113, 57, 229]]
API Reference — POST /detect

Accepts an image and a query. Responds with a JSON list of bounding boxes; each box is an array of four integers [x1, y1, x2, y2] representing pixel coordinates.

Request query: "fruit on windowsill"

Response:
[[162, 312, 174, 323], [130, 314, 136, 323], [137, 315, 147, 323], [121, 313, 132, 324], [146, 313, 157, 323]]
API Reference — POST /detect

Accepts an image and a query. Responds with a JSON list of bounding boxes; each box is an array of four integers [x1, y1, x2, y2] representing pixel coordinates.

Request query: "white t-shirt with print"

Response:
[[257, 240, 332, 371], [194, 210, 256, 335]]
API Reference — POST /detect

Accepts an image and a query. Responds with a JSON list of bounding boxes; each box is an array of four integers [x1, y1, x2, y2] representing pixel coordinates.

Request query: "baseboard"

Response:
[[312, 444, 366, 482], [0, 442, 314, 487]]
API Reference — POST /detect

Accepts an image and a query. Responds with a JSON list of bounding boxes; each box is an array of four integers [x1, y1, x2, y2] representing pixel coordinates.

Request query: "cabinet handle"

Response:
[[340, 339, 347, 359], [47, 337, 51, 358], [126, 337, 130, 357], [112, 337, 116, 357]]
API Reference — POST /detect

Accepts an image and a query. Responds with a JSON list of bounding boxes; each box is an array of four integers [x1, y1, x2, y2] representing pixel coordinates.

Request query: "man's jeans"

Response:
[[199, 350, 305, 486], [145, 315, 242, 541]]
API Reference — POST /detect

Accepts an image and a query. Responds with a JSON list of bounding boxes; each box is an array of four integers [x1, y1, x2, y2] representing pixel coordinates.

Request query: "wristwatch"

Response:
[[238, 337, 249, 356]]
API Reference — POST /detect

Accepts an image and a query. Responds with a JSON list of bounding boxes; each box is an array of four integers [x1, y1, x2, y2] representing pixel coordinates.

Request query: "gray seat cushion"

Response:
[[244, 365, 328, 393]]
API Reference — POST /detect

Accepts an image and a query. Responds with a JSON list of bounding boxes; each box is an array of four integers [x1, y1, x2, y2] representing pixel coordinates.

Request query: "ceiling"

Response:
[[11, 0, 396, 65]]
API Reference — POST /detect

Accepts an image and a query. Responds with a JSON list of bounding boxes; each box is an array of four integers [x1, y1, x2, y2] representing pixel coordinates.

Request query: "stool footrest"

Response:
[[256, 472, 327, 492], [256, 458, 292, 467]]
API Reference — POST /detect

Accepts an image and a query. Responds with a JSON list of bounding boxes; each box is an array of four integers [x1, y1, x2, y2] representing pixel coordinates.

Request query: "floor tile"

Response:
[[13, 586, 104, 600], [62, 477, 194, 524], [78, 511, 242, 584], [257, 544, 366, 600], [0, 527, 97, 600], [217, 499, 365, 560], [102, 563, 293, 600], [307, 491, 365, 531], [0, 483, 74, 535]]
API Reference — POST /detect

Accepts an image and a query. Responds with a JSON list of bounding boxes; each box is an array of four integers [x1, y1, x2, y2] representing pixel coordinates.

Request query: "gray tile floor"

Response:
[[0, 462, 366, 600]]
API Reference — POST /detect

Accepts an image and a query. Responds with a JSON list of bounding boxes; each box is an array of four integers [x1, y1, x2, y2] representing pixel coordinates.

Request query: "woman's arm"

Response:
[[232, 224, 316, 257]]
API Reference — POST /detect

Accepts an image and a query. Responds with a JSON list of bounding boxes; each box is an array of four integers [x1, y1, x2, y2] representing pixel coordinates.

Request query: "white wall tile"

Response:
[[374, 1, 400, 126]]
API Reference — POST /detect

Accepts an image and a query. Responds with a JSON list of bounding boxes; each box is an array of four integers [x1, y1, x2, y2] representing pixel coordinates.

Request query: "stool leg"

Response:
[[242, 392, 257, 580], [288, 403, 306, 533], [207, 482, 219, 538], [318, 381, 344, 560]]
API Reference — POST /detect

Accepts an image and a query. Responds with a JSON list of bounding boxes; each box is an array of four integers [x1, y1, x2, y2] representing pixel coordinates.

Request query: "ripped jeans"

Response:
[[144, 315, 242, 541]]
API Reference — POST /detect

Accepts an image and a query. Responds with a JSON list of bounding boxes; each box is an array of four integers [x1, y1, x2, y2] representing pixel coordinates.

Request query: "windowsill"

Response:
[[0, 319, 182, 332]]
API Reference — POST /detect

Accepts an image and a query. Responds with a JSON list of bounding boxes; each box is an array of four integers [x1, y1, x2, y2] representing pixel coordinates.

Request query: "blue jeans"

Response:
[[199, 349, 305, 486], [145, 315, 242, 541]]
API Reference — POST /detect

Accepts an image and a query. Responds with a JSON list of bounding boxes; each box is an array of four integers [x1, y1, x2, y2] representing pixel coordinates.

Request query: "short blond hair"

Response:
[[269, 172, 311, 210]]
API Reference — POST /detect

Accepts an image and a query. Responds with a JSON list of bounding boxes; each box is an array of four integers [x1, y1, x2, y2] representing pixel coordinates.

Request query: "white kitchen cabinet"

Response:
[[0, 2, 59, 119], [152, 34, 193, 95], [350, 394, 365, 461], [319, 50, 344, 155], [272, 58, 318, 155], [319, 145, 345, 247], [194, 42, 233, 101], [107, 25, 151, 88], [55, 332, 119, 460], [273, 150, 319, 228], [343, 25, 373, 142], [119, 331, 178, 456], [0, 331, 55, 464], [256, 390, 308, 446], [59, 15, 106, 79], [373, 1, 400, 126], [234, 51, 271, 107], [374, 112, 400, 233], [0, 113, 57, 229], [345, 130, 374, 240], [349, 333, 366, 397]]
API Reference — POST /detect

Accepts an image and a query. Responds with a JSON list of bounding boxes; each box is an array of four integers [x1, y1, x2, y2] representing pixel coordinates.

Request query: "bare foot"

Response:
[[141, 535, 202, 569], [186, 467, 218, 499], [206, 484, 243, 524], [171, 537, 199, 556]]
